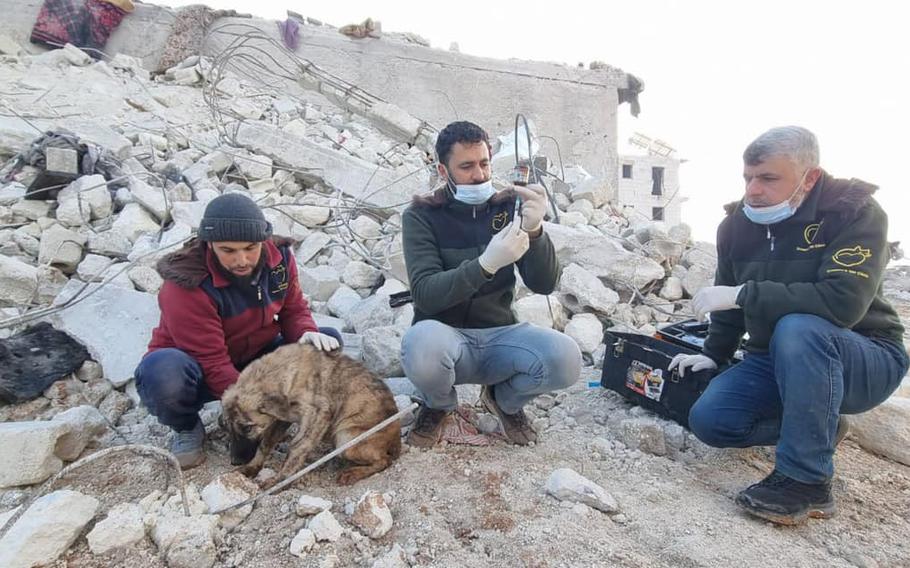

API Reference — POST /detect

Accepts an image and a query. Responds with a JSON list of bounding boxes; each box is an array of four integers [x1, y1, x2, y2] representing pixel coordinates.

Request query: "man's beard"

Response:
[[216, 256, 264, 289]]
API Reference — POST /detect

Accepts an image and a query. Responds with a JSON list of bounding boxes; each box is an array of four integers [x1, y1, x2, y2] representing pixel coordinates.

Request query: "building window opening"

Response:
[[652, 166, 664, 195]]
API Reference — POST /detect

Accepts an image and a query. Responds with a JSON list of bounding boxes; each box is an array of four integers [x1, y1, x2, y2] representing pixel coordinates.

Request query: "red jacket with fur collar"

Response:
[[146, 238, 318, 396]]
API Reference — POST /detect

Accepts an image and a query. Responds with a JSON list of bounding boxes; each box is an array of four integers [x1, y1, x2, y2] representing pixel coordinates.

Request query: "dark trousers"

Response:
[[688, 314, 908, 483], [135, 328, 342, 431]]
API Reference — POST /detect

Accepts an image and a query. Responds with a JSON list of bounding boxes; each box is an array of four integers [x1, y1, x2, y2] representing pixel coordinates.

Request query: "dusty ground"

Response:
[[4, 362, 906, 568]]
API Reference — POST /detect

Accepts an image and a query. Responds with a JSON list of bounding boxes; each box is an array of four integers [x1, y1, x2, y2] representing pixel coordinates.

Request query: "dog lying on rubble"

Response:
[[221, 342, 402, 486]]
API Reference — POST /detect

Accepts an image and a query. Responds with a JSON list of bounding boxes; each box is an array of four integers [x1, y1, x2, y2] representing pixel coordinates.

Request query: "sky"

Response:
[[156, 0, 909, 249]]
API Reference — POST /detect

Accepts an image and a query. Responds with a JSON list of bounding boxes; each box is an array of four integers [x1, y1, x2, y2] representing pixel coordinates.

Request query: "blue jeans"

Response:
[[688, 314, 908, 484], [135, 328, 342, 431], [400, 320, 582, 414]]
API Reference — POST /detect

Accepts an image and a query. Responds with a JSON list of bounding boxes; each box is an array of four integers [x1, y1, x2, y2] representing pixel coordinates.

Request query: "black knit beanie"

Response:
[[198, 193, 272, 242]]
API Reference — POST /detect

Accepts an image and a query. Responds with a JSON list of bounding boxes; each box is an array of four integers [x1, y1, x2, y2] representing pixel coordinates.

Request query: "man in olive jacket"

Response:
[[671, 126, 908, 525], [400, 121, 581, 448]]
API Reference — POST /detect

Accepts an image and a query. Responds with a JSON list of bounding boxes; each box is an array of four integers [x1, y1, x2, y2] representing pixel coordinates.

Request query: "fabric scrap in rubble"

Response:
[[440, 404, 503, 446], [156, 6, 245, 72], [2, 130, 123, 199], [0, 322, 91, 404], [30, 0, 133, 58], [278, 17, 300, 51]]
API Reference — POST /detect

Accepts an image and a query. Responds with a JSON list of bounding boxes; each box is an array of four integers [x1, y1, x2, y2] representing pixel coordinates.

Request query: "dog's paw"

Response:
[[258, 475, 280, 490], [236, 463, 262, 478], [336, 469, 364, 486]]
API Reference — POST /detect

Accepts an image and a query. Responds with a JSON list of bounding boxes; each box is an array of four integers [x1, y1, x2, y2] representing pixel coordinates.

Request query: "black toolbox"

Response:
[[600, 320, 731, 428]]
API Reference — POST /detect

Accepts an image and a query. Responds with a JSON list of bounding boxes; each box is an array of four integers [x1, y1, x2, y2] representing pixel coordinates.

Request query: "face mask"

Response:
[[452, 179, 495, 205], [743, 170, 809, 225]]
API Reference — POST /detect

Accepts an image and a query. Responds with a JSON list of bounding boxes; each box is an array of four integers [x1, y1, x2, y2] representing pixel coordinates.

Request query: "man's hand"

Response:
[[299, 331, 340, 351], [478, 220, 530, 275], [513, 183, 547, 233], [668, 354, 718, 377], [691, 285, 744, 322]]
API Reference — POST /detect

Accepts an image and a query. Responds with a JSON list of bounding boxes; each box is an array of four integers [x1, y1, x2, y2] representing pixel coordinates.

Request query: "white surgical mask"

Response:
[[452, 179, 495, 205], [743, 170, 809, 225]]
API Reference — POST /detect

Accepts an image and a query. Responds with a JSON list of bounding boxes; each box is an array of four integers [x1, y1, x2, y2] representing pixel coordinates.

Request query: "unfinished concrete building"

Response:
[[618, 134, 683, 226]]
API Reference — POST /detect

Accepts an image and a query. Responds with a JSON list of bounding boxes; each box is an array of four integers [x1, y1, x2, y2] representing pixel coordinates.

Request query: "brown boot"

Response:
[[407, 404, 451, 448], [479, 385, 537, 445]]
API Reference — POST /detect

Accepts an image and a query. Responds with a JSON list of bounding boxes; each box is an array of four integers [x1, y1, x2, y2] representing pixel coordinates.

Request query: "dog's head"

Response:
[[221, 386, 277, 466]]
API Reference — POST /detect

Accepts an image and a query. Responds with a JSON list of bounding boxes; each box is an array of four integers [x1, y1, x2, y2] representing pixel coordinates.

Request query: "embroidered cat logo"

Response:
[[491, 211, 508, 231], [270, 265, 289, 293], [832, 246, 872, 268], [804, 223, 820, 245]]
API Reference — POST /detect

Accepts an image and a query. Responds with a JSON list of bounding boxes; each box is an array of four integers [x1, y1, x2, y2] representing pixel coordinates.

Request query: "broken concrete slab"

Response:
[[85, 502, 146, 555], [558, 263, 619, 315], [362, 326, 404, 377], [0, 117, 36, 157], [51, 281, 159, 387], [51, 405, 107, 462], [0, 490, 100, 568], [149, 513, 219, 568], [0, 421, 69, 487], [564, 313, 604, 355], [37, 223, 86, 274], [55, 175, 113, 226], [0, 254, 38, 305], [351, 491, 393, 539], [546, 223, 665, 289], [544, 468, 618, 514], [851, 397, 910, 466], [234, 122, 427, 211], [60, 119, 132, 160], [110, 202, 161, 243], [128, 178, 170, 222]]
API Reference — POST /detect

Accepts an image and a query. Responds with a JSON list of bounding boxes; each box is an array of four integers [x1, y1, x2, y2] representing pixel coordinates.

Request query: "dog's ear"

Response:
[[259, 391, 299, 422]]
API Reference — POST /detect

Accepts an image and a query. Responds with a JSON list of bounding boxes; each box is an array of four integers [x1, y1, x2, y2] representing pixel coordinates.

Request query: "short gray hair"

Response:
[[743, 126, 820, 170]]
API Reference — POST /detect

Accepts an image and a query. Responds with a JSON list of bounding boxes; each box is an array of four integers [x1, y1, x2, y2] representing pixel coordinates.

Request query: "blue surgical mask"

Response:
[[452, 179, 495, 205], [743, 170, 809, 225]]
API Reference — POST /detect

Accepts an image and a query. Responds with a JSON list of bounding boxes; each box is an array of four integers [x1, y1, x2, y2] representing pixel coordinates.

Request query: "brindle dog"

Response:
[[221, 343, 401, 486]]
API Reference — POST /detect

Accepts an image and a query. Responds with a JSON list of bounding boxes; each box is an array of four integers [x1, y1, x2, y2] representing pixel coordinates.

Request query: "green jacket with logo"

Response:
[[402, 190, 559, 328], [703, 171, 905, 365]]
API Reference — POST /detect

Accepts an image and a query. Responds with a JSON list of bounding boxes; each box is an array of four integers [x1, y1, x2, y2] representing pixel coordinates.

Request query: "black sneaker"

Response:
[[479, 385, 537, 446], [735, 470, 835, 525], [407, 404, 451, 448]]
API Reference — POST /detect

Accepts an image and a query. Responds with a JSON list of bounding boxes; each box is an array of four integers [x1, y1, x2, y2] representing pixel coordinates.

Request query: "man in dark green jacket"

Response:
[[400, 121, 581, 448], [671, 126, 908, 525]]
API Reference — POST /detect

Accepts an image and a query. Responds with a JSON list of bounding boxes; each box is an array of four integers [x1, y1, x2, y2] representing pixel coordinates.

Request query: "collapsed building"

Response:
[[0, 3, 909, 568]]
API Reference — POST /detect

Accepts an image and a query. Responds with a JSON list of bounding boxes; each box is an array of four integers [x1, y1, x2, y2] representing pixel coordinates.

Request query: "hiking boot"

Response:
[[407, 404, 451, 448], [479, 385, 537, 446], [169, 420, 206, 470], [735, 469, 835, 525], [835, 416, 850, 447]]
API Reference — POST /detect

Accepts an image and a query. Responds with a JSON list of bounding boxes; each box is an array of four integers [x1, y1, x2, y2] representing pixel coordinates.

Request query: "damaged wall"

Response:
[[0, 0, 635, 185]]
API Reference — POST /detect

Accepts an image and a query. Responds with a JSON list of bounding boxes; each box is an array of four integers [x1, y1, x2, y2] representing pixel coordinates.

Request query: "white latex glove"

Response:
[[514, 183, 547, 233], [668, 354, 718, 377], [691, 285, 744, 322], [299, 331, 340, 351], [478, 220, 530, 275]]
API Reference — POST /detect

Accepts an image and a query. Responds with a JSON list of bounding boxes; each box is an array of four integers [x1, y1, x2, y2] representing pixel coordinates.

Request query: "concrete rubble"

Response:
[[350, 490, 394, 539], [0, 15, 906, 568], [0, 490, 100, 568], [544, 467, 619, 514]]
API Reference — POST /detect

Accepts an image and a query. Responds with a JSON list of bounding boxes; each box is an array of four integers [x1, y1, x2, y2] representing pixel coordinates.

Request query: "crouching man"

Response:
[[672, 126, 908, 524], [400, 120, 582, 448], [135, 193, 342, 468]]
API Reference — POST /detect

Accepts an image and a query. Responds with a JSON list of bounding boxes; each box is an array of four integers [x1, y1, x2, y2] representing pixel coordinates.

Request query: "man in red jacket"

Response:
[[135, 193, 341, 469]]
